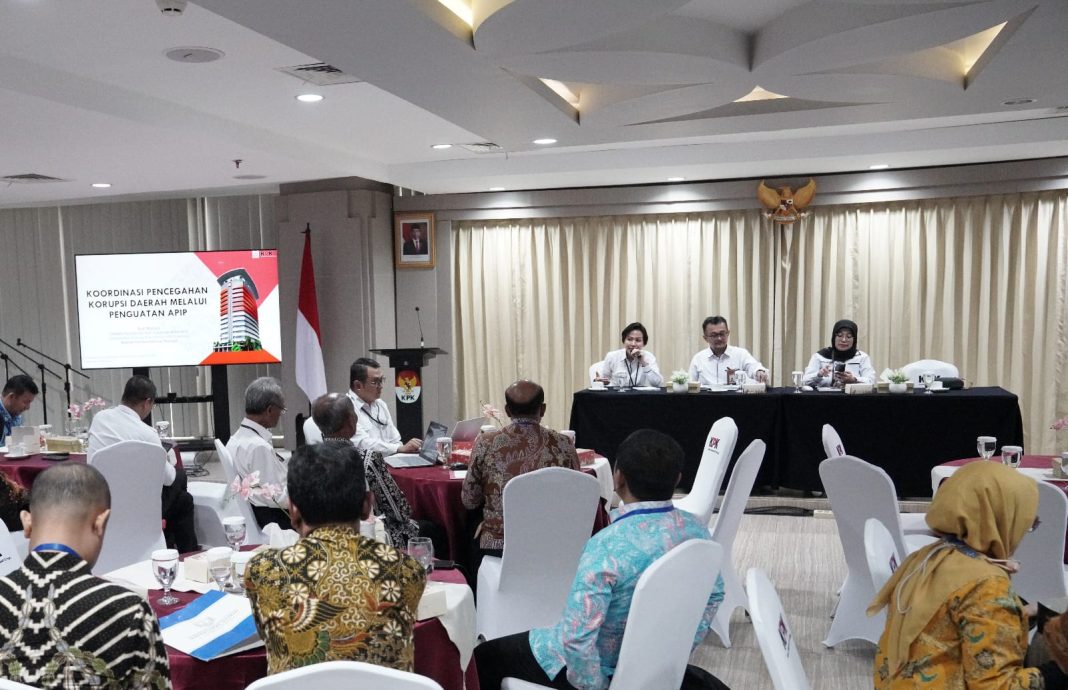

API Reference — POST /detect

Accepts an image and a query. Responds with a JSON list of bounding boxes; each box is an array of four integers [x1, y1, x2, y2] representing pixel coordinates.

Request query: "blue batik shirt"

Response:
[[0, 401, 20, 441]]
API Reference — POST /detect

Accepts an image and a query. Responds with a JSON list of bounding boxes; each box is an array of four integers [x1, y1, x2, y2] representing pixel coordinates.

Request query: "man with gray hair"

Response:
[[226, 376, 291, 530]]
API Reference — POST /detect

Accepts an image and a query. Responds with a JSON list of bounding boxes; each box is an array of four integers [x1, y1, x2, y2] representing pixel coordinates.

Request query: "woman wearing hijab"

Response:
[[595, 322, 664, 387], [869, 461, 1067, 688], [802, 319, 876, 386]]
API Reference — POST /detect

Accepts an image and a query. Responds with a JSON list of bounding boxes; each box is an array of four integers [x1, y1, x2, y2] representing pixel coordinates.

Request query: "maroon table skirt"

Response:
[[150, 568, 477, 690], [0, 453, 87, 487], [943, 456, 1068, 563]]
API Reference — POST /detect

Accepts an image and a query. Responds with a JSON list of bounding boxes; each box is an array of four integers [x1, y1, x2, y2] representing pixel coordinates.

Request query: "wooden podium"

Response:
[[370, 347, 446, 441]]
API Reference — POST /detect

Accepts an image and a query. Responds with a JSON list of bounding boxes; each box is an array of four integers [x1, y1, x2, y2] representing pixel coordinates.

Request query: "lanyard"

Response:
[[614, 506, 673, 524], [363, 404, 387, 427], [624, 358, 640, 387], [33, 543, 81, 559]]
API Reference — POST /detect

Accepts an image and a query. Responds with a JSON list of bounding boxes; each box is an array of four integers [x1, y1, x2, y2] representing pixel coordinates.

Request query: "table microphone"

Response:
[[415, 306, 425, 348]]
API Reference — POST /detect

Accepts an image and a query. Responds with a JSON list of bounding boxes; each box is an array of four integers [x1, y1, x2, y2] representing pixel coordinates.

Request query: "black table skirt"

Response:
[[569, 387, 1023, 497]]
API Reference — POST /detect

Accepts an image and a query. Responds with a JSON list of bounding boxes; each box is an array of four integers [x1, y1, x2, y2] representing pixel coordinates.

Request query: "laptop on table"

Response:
[[385, 421, 448, 468]]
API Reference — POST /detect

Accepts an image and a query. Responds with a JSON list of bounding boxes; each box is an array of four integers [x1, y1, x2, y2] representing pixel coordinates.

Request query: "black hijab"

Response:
[[818, 319, 858, 361]]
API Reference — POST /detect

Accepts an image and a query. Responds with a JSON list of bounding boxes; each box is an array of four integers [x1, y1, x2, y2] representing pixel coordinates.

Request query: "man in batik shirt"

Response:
[[244, 441, 426, 674]]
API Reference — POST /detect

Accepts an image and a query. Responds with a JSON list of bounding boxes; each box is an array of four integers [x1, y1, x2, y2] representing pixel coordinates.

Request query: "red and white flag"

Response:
[[295, 229, 327, 403]]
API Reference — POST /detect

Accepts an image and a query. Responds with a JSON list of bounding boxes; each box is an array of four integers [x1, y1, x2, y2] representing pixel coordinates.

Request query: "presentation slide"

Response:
[[75, 250, 282, 369]]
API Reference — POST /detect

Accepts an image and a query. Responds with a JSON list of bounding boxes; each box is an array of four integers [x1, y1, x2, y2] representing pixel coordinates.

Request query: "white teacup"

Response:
[[590, 381, 606, 390], [930, 381, 945, 391]]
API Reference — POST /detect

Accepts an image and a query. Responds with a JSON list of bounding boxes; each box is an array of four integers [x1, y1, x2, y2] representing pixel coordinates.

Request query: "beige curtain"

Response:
[[453, 191, 1068, 453]]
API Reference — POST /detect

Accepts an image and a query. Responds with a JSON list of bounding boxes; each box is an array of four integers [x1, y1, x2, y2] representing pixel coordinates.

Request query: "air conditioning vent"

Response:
[[459, 142, 504, 154], [1, 173, 67, 184], [276, 62, 361, 86]]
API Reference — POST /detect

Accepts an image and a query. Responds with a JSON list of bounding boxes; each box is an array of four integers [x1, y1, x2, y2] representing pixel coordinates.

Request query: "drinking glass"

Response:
[[408, 537, 434, 574], [733, 370, 747, 387], [922, 372, 936, 394], [976, 436, 996, 460], [435, 436, 453, 464], [151, 548, 180, 605], [1001, 445, 1023, 469], [223, 516, 247, 550], [229, 551, 254, 594], [614, 371, 629, 391], [206, 546, 233, 592], [792, 371, 803, 393], [155, 420, 171, 440]]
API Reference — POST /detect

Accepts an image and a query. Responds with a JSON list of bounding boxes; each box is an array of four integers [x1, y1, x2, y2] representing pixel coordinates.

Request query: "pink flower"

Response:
[[1053, 417, 1068, 431], [67, 404, 82, 420]]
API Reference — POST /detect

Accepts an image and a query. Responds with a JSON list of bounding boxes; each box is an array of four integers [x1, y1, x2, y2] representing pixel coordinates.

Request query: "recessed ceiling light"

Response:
[[233, 174, 267, 180], [431, 144, 453, 150], [532, 138, 557, 145], [868, 164, 890, 170], [1002, 98, 1036, 106], [91, 183, 111, 188], [667, 176, 686, 182], [488, 187, 506, 192], [296, 93, 324, 103]]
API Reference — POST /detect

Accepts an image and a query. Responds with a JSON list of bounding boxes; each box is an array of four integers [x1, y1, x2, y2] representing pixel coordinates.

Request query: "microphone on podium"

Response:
[[415, 306, 425, 348]]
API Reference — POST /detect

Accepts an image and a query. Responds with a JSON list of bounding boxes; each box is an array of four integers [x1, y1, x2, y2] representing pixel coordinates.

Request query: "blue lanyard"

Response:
[[614, 506, 673, 523], [33, 543, 81, 559]]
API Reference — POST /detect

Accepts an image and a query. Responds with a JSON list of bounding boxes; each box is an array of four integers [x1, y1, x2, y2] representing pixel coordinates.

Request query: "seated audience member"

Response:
[[349, 357, 422, 455], [475, 429, 725, 690], [0, 473, 27, 532], [0, 463, 171, 689], [688, 315, 768, 385], [594, 322, 663, 387], [244, 442, 426, 675], [1042, 611, 1068, 676], [869, 461, 1067, 688], [87, 375, 196, 552], [226, 377, 291, 530], [312, 392, 444, 552], [802, 319, 876, 387], [462, 380, 580, 558], [0, 374, 37, 441]]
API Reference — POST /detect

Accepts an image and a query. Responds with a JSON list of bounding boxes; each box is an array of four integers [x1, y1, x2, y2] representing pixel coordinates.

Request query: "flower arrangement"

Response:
[[68, 397, 107, 420], [670, 370, 690, 385], [1052, 417, 1068, 432], [887, 370, 909, 385], [481, 402, 504, 428], [226, 471, 284, 507]]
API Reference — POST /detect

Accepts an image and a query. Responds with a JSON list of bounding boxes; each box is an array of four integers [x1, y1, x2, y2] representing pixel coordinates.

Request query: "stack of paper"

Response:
[[159, 590, 262, 661]]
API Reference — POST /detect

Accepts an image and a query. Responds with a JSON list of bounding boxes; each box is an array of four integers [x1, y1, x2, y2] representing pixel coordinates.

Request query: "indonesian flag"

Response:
[[295, 229, 327, 403]]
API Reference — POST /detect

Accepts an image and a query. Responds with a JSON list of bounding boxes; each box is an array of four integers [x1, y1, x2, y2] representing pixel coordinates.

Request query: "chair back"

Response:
[[589, 361, 604, 386], [674, 417, 738, 523], [610, 540, 723, 690], [214, 439, 267, 545], [188, 481, 241, 548], [0, 678, 46, 689], [90, 441, 167, 573], [821, 424, 846, 458], [864, 518, 902, 594], [1012, 481, 1068, 603], [747, 568, 812, 690], [900, 359, 959, 382], [245, 660, 443, 689], [302, 417, 323, 445], [0, 527, 22, 578]]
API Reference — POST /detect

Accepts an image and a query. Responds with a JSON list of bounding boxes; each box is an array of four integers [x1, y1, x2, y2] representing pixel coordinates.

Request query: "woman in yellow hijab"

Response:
[[869, 461, 1067, 688]]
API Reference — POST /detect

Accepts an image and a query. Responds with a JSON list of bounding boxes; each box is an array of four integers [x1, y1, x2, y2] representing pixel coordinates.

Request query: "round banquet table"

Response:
[[149, 567, 478, 690], [933, 455, 1068, 563], [0, 452, 87, 486]]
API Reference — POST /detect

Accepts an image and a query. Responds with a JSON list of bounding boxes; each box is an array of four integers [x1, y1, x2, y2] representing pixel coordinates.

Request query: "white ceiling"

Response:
[[2, 0, 1067, 207]]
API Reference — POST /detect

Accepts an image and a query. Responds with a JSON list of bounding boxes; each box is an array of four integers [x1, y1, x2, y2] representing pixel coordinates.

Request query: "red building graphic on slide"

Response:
[[213, 269, 262, 353]]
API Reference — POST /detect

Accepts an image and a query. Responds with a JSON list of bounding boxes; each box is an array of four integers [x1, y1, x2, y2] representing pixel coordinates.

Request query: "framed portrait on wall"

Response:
[[394, 212, 436, 269]]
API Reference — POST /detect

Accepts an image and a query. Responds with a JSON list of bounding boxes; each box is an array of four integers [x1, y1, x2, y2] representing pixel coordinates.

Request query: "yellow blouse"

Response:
[[244, 524, 426, 675], [874, 575, 1044, 689]]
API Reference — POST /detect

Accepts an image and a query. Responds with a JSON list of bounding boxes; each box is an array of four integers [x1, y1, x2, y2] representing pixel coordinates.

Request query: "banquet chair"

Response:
[[214, 440, 267, 545], [674, 417, 739, 524], [900, 359, 959, 383], [864, 518, 902, 594], [747, 568, 812, 690], [187, 480, 242, 548], [708, 438, 766, 647], [0, 678, 44, 689], [588, 361, 604, 386], [7, 527, 28, 561], [502, 539, 724, 690], [302, 416, 323, 445], [0, 527, 22, 578], [1012, 481, 1068, 604], [477, 467, 601, 640], [90, 441, 168, 573], [819, 455, 937, 647], [245, 660, 443, 689]]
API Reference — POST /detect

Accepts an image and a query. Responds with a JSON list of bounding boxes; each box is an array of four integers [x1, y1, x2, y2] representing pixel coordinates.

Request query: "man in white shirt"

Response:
[[86, 375, 196, 551], [348, 358, 421, 457], [225, 377, 291, 530], [688, 316, 769, 386]]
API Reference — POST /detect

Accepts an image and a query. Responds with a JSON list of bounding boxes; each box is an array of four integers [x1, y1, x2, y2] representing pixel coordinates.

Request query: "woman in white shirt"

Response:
[[595, 322, 663, 387], [803, 319, 876, 387]]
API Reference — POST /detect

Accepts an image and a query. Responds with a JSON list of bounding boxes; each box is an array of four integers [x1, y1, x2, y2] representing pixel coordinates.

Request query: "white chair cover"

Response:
[[502, 540, 724, 690], [821, 424, 846, 458], [900, 359, 959, 383], [864, 518, 902, 595], [0, 527, 22, 578], [214, 439, 267, 545], [302, 417, 323, 445], [245, 660, 443, 689], [187, 480, 242, 549], [0, 678, 46, 689], [747, 568, 812, 690], [588, 361, 604, 386], [708, 439, 766, 647], [1012, 481, 1068, 603], [7, 528, 28, 561], [818, 455, 935, 647], [477, 467, 601, 641], [673, 417, 739, 524], [90, 440, 167, 573]]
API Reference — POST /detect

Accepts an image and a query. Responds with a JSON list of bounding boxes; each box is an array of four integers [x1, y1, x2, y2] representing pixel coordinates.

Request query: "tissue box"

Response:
[[844, 383, 874, 395], [417, 582, 448, 620], [184, 553, 211, 583], [45, 436, 83, 452], [741, 383, 766, 394]]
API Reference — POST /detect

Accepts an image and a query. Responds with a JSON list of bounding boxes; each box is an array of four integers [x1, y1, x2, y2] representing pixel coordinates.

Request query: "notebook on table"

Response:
[[386, 421, 448, 468], [450, 417, 486, 443]]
